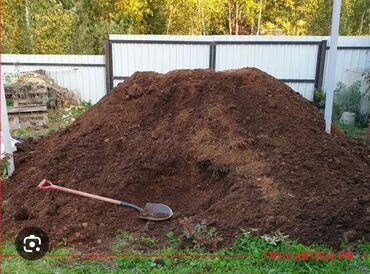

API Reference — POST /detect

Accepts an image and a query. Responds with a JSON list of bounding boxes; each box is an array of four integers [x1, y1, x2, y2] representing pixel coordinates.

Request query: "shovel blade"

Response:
[[139, 203, 173, 221]]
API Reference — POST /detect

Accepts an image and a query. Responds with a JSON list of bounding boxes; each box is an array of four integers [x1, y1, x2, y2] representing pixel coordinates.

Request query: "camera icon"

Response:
[[15, 227, 49, 260], [23, 234, 42, 253]]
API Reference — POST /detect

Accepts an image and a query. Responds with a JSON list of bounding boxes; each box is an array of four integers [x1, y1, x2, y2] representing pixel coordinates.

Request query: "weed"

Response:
[[6, 97, 13, 107], [61, 102, 91, 123], [180, 218, 223, 250], [166, 231, 182, 248], [2, 155, 10, 178], [2, 200, 7, 213], [11, 127, 30, 137], [314, 89, 325, 111], [139, 236, 159, 247], [47, 127, 59, 135], [197, 159, 230, 180], [334, 81, 369, 127], [112, 230, 135, 252], [260, 231, 290, 246], [337, 122, 368, 145], [61, 238, 68, 247]]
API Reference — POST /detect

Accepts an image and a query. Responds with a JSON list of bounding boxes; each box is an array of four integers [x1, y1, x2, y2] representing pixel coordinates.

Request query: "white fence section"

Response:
[[1, 54, 106, 104], [108, 36, 214, 88], [1, 36, 369, 104], [323, 36, 370, 92], [108, 35, 370, 101], [111, 43, 210, 87]]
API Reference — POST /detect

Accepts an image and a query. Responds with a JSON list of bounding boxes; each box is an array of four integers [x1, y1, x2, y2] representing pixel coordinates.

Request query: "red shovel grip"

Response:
[[38, 179, 55, 189]]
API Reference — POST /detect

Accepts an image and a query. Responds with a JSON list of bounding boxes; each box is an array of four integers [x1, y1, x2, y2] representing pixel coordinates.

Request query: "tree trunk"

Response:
[[235, 1, 239, 35], [358, 8, 367, 34], [257, 0, 263, 35], [197, 0, 202, 34], [228, 1, 232, 35], [166, 3, 173, 34], [25, 0, 33, 52], [201, 0, 205, 34]]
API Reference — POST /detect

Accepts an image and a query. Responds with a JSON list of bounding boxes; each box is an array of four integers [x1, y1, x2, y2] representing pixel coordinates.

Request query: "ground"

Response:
[[2, 70, 369, 273], [3, 104, 369, 273]]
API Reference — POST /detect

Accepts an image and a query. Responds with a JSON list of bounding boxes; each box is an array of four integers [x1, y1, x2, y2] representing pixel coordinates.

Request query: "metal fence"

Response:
[[1, 35, 369, 104], [106, 35, 369, 101]]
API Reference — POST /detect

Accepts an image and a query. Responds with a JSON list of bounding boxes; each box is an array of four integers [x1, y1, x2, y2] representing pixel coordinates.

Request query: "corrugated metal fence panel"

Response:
[[112, 43, 210, 77], [212, 36, 323, 100], [2, 36, 368, 104], [109, 35, 369, 101], [110, 34, 214, 42], [110, 35, 213, 88], [285, 83, 315, 100], [1, 54, 106, 104], [332, 48, 369, 86], [215, 44, 318, 80], [323, 36, 370, 90]]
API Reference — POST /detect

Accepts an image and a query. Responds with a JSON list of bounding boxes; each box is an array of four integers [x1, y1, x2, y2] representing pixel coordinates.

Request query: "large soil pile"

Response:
[[4, 68, 370, 251]]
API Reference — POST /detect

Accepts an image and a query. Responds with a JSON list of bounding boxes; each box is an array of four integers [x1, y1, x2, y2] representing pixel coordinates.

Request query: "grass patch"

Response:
[[337, 123, 368, 145], [3, 230, 369, 273], [139, 236, 159, 247]]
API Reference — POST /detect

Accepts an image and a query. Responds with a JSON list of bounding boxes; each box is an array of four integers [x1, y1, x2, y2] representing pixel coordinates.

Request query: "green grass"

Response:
[[337, 123, 368, 145], [3, 230, 369, 273]]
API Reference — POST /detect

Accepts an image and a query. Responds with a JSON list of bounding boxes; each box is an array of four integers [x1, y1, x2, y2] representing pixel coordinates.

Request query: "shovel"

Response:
[[38, 179, 173, 221]]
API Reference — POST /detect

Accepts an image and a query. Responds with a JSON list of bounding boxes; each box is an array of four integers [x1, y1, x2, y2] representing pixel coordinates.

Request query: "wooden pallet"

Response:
[[6, 87, 49, 130], [8, 105, 48, 130], [11, 87, 48, 107]]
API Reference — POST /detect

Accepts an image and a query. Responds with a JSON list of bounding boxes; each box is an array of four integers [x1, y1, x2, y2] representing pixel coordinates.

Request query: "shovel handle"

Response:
[[38, 179, 121, 206]]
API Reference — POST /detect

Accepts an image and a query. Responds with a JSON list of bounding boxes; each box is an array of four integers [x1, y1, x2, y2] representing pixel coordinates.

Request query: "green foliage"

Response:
[[139, 236, 159, 247], [2, 200, 8, 212], [61, 101, 92, 123], [47, 127, 59, 135], [3, 0, 75, 54], [11, 127, 30, 137], [314, 89, 326, 111], [181, 219, 223, 250], [335, 81, 362, 116], [2, 0, 369, 54], [166, 231, 182, 248], [334, 81, 369, 127], [2, 232, 369, 273], [304, 0, 370, 35], [337, 122, 368, 145], [112, 230, 137, 252], [6, 97, 13, 107], [2, 157, 10, 178]]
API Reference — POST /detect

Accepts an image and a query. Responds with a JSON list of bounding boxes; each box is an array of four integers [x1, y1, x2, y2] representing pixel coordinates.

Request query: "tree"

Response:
[[1, 0, 368, 55], [305, 0, 369, 35], [2, 0, 75, 53]]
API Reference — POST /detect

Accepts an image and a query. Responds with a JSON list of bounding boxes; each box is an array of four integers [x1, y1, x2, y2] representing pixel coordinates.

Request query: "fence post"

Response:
[[314, 40, 327, 91], [104, 39, 113, 93], [1, 81, 15, 176], [209, 42, 216, 70]]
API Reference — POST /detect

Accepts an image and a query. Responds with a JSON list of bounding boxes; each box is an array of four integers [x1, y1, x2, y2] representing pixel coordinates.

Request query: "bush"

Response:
[[333, 81, 369, 128], [314, 89, 326, 111]]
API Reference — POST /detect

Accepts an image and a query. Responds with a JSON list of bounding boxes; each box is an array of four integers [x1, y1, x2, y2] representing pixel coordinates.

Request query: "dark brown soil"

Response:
[[4, 68, 370, 251]]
